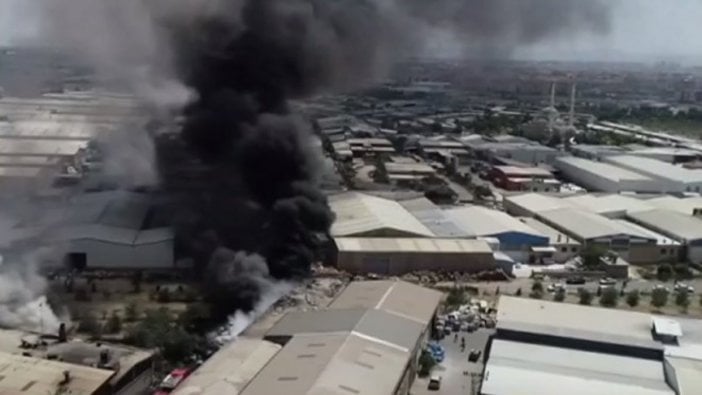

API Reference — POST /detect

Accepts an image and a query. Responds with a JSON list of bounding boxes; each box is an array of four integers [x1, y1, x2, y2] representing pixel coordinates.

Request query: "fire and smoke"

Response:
[[15, 0, 613, 320]]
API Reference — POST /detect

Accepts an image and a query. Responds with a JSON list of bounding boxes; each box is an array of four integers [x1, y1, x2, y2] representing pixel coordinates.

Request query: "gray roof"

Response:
[[537, 207, 655, 241], [400, 197, 469, 237], [606, 155, 702, 183], [482, 339, 674, 395], [627, 209, 702, 243], [496, 296, 661, 351], [556, 156, 653, 182], [505, 193, 573, 215], [443, 205, 546, 239]]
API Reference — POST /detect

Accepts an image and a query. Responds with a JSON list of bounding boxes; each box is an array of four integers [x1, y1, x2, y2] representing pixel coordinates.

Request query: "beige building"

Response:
[[333, 237, 496, 275]]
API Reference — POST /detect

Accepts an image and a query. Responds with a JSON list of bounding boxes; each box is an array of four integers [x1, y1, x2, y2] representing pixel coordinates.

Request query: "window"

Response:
[[561, 247, 567, 253], [661, 248, 667, 255], [572, 247, 578, 253]]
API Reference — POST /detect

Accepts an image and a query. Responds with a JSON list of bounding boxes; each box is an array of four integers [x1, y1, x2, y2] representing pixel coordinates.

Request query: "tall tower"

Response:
[[569, 83, 577, 128]]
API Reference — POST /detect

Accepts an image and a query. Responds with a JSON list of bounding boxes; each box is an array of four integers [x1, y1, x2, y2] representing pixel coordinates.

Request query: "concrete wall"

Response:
[[337, 251, 496, 275], [68, 239, 174, 269]]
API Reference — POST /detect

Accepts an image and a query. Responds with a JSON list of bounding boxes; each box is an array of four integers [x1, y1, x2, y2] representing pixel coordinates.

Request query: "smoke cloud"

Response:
[[17, 0, 614, 319]]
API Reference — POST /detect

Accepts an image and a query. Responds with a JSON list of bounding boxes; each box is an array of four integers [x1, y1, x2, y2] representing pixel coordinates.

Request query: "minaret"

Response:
[[569, 82, 577, 128]]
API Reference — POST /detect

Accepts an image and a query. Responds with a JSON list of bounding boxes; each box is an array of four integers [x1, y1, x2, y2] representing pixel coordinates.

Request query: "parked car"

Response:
[[154, 368, 191, 395], [547, 283, 565, 293], [428, 375, 442, 390], [566, 276, 586, 285], [599, 277, 616, 286], [675, 283, 695, 293], [468, 349, 482, 362]]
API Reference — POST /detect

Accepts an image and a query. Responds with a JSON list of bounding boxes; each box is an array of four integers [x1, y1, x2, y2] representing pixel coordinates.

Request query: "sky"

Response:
[[1, 0, 702, 64]]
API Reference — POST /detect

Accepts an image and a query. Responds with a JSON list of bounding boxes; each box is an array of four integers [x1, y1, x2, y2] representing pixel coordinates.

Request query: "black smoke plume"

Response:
[[24, 0, 614, 319]]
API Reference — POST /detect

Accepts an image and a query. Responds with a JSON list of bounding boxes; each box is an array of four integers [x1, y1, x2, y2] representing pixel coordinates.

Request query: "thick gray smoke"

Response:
[[16, 0, 614, 324]]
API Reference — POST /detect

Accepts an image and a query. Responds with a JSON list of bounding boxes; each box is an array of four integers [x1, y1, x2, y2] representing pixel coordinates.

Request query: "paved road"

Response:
[[411, 329, 494, 395]]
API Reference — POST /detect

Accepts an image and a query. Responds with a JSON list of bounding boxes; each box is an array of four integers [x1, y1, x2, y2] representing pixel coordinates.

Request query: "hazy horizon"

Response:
[[1, 0, 702, 65]]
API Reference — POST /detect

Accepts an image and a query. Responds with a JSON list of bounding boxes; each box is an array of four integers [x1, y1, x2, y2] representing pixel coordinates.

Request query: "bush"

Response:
[[553, 288, 566, 302], [529, 290, 543, 299], [651, 288, 669, 309], [581, 246, 605, 268], [78, 314, 100, 337], [599, 287, 619, 307], [531, 281, 544, 293], [657, 264, 673, 282], [675, 290, 690, 311], [515, 288, 522, 296], [626, 290, 640, 307], [106, 311, 122, 334], [125, 302, 139, 322], [674, 264, 693, 280], [418, 350, 436, 377], [157, 289, 172, 304], [578, 288, 593, 305]]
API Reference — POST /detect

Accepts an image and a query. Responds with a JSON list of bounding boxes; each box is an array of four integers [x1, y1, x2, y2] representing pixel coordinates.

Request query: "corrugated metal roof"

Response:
[[444, 205, 546, 239], [556, 156, 653, 182], [173, 337, 281, 395], [496, 296, 659, 350], [538, 207, 654, 241], [505, 193, 572, 215], [329, 280, 442, 325], [646, 196, 702, 216], [565, 194, 653, 217], [518, 217, 580, 246], [334, 237, 492, 254], [241, 332, 409, 395], [606, 155, 702, 183], [665, 356, 702, 395], [400, 198, 469, 237], [329, 192, 434, 237], [0, 351, 114, 395], [613, 220, 680, 246], [627, 209, 702, 242], [482, 339, 673, 395]]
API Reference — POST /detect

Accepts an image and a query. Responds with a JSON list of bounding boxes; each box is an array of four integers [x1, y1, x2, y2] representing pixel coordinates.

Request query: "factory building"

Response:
[[10, 191, 174, 271], [646, 196, 702, 216], [627, 209, 702, 263], [332, 237, 496, 275], [503, 192, 572, 217], [329, 192, 434, 238], [240, 280, 442, 395], [555, 156, 660, 193], [0, 328, 155, 395], [604, 155, 702, 193], [474, 141, 562, 165], [518, 217, 581, 263], [570, 144, 630, 160], [629, 147, 700, 164], [399, 197, 469, 238], [443, 206, 548, 261], [489, 165, 560, 192], [563, 194, 654, 218], [482, 296, 702, 395], [535, 208, 659, 264]]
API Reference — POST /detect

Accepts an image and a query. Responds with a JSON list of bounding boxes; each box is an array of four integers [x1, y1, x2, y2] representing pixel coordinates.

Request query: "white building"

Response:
[[604, 155, 702, 193], [555, 156, 660, 193], [627, 209, 702, 263]]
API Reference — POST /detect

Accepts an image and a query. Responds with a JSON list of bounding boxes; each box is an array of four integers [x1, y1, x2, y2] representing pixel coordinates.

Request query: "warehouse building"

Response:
[[570, 144, 629, 160], [399, 197, 469, 238], [564, 194, 654, 218], [482, 296, 702, 395], [629, 147, 700, 164], [605, 155, 702, 193], [443, 206, 548, 261], [332, 237, 496, 275], [329, 192, 434, 238], [646, 196, 702, 216], [518, 217, 581, 263], [476, 142, 562, 165], [536, 208, 659, 264], [173, 337, 282, 395], [555, 156, 660, 193], [503, 192, 572, 217], [10, 191, 174, 270], [489, 166, 560, 192], [238, 280, 442, 395], [627, 209, 702, 263]]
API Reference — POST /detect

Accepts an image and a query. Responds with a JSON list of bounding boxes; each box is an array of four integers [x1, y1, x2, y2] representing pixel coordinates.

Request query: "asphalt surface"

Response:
[[411, 328, 494, 395]]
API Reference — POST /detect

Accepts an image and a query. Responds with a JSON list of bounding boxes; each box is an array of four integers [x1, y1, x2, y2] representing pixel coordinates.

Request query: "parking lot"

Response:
[[411, 328, 494, 395]]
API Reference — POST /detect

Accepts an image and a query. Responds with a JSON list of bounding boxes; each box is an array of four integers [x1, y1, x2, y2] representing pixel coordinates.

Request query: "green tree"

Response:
[[674, 264, 693, 280], [578, 288, 593, 305], [599, 287, 619, 307], [78, 314, 100, 335], [626, 290, 640, 307], [532, 281, 544, 293], [553, 288, 566, 302], [125, 301, 139, 322], [515, 288, 522, 296], [651, 288, 669, 309], [581, 246, 605, 268], [418, 350, 436, 377], [675, 290, 691, 311], [372, 155, 389, 183], [106, 311, 123, 334], [445, 288, 466, 308], [657, 264, 673, 282], [529, 290, 543, 299]]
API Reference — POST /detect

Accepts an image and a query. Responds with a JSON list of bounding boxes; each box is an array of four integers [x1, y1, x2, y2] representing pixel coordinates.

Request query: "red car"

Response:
[[154, 368, 192, 395]]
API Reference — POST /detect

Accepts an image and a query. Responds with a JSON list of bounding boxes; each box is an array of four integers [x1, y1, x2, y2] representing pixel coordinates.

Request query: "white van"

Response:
[[428, 375, 442, 390]]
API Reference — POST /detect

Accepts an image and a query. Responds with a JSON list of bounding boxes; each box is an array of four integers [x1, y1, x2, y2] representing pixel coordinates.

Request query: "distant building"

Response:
[[0, 328, 154, 395], [555, 156, 660, 193], [490, 165, 560, 192], [604, 155, 702, 193], [332, 237, 496, 275]]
